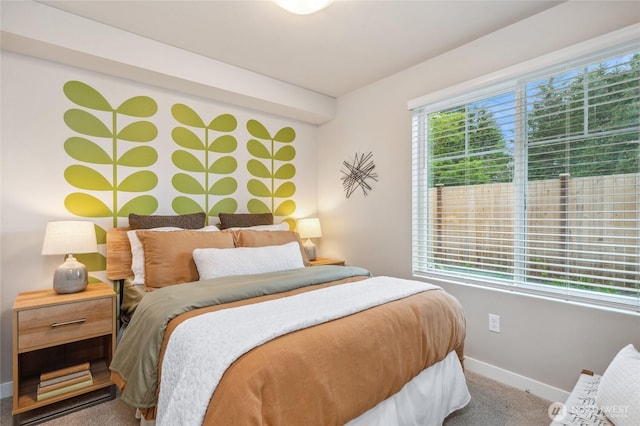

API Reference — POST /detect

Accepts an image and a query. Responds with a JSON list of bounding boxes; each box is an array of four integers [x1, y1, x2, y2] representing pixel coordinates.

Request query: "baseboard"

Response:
[[464, 356, 569, 403], [0, 380, 12, 399]]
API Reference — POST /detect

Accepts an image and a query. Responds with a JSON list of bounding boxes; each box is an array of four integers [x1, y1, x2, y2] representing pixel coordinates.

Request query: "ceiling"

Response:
[[41, 0, 562, 98]]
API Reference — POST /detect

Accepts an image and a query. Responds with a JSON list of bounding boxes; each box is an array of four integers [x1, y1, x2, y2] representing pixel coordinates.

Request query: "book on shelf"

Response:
[[40, 362, 91, 382], [36, 362, 93, 400], [38, 371, 93, 394], [36, 378, 93, 401], [39, 369, 92, 388]]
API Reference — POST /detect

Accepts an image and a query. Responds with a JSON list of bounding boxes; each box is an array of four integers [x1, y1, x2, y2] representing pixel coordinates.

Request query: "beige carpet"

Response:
[[2, 370, 552, 425], [444, 370, 552, 425]]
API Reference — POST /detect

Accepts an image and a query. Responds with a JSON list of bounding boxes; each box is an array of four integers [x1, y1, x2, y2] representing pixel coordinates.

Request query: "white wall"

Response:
[[0, 51, 320, 390], [318, 1, 640, 397]]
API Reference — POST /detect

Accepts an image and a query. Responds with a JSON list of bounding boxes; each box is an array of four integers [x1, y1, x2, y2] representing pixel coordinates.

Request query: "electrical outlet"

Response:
[[489, 314, 501, 333]]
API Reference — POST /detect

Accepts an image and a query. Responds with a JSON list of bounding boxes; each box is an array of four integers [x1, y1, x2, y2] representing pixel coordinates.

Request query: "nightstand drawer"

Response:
[[17, 298, 112, 351]]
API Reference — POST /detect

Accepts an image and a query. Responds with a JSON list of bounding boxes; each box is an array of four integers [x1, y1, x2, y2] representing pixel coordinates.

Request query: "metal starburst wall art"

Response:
[[340, 151, 378, 198]]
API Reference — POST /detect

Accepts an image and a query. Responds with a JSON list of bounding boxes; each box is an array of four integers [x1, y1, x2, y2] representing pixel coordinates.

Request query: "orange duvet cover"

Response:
[[111, 268, 465, 425]]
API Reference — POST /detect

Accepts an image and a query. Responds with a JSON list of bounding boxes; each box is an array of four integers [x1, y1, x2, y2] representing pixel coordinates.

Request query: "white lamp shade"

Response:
[[274, 0, 334, 15], [297, 218, 323, 239], [42, 221, 98, 255]]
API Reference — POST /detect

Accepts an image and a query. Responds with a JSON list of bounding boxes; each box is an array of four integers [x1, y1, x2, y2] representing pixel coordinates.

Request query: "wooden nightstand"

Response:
[[309, 257, 345, 266], [12, 283, 116, 425]]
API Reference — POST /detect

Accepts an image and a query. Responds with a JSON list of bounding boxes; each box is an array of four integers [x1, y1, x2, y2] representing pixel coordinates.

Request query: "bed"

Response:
[[106, 214, 469, 425]]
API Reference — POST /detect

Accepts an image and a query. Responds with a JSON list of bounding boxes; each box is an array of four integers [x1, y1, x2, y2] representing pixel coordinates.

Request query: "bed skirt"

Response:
[[138, 350, 469, 426], [348, 350, 470, 426]]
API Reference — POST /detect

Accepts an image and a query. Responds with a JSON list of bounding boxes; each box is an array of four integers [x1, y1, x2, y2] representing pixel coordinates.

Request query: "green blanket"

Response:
[[109, 266, 371, 408]]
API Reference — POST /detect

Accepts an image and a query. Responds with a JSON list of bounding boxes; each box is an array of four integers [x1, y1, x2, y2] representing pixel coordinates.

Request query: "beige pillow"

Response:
[[137, 230, 234, 290], [233, 230, 310, 266]]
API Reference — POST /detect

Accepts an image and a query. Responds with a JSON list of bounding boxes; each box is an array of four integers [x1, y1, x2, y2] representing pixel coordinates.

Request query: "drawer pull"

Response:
[[50, 318, 86, 328]]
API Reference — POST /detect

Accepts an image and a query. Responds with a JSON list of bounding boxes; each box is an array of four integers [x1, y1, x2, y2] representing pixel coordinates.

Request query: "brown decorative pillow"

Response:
[[129, 212, 206, 230], [137, 230, 234, 290], [218, 213, 273, 230], [233, 230, 310, 266]]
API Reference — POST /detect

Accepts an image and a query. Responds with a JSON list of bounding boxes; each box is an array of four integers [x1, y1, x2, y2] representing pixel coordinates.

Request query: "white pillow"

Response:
[[225, 222, 289, 231], [195, 225, 223, 232], [596, 344, 640, 426], [193, 241, 304, 280], [127, 225, 220, 284]]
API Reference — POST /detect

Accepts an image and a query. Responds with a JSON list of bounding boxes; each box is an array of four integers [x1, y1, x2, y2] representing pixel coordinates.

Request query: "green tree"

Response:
[[429, 107, 512, 186], [527, 54, 639, 180]]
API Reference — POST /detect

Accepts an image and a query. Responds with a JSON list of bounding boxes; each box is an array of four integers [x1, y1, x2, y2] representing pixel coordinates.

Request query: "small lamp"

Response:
[[296, 218, 322, 261], [41, 221, 98, 294]]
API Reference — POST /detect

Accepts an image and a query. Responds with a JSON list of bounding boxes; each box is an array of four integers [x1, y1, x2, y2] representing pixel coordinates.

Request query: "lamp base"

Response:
[[53, 255, 88, 294], [302, 239, 317, 261]]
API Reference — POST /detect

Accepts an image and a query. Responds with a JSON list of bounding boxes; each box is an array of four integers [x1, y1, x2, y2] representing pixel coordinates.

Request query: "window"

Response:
[[411, 38, 639, 312]]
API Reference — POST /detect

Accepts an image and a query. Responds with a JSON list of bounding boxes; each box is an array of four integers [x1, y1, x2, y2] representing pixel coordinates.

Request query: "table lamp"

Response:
[[296, 218, 322, 261], [41, 221, 98, 294]]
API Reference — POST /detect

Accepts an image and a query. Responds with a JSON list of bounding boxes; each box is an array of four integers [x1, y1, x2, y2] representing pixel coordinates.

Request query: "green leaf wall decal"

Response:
[[209, 114, 237, 132], [172, 151, 205, 172], [247, 199, 270, 213], [274, 182, 296, 198], [275, 145, 296, 161], [171, 104, 238, 223], [274, 127, 296, 142], [63, 81, 112, 111], [209, 157, 237, 174], [65, 193, 112, 217], [247, 159, 271, 179], [274, 164, 296, 179], [210, 198, 238, 216], [117, 121, 158, 142], [172, 127, 204, 150], [117, 96, 158, 117], [61, 80, 304, 279], [118, 146, 157, 167], [245, 119, 297, 219], [246, 120, 271, 140], [64, 109, 112, 137], [210, 135, 237, 153], [94, 225, 107, 245], [172, 196, 202, 215], [172, 103, 205, 127], [274, 199, 296, 216], [172, 174, 206, 194], [64, 165, 113, 190], [247, 139, 271, 159], [118, 171, 158, 192], [64, 137, 112, 164], [118, 195, 158, 216], [76, 252, 106, 271], [247, 179, 271, 197], [209, 176, 237, 195], [63, 80, 159, 228]]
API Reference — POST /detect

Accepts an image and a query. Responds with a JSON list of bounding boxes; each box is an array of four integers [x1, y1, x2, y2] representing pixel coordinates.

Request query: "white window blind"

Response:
[[412, 40, 639, 312]]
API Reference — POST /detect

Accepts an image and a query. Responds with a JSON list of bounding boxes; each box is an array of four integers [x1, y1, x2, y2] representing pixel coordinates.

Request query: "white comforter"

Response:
[[157, 276, 440, 425]]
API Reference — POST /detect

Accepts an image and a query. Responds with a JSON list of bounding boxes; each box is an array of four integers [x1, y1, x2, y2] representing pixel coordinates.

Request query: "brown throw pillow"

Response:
[[137, 230, 234, 290], [218, 213, 273, 229], [129, 212, 206, 229], [233, 230, 310, 266]]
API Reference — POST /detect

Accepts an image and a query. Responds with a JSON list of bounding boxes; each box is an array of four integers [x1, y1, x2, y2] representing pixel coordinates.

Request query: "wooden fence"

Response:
[[429, 172, 639, 289]]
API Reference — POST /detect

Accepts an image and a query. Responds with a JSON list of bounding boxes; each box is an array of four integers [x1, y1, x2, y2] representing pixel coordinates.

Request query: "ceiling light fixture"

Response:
[[274, 0, 334, 15]]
